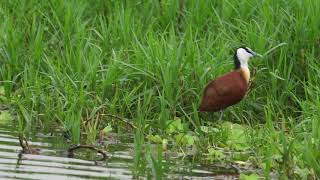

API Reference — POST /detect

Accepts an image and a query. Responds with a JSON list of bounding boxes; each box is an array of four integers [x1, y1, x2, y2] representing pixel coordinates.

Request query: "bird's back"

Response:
[[199, 71, 248, 112]]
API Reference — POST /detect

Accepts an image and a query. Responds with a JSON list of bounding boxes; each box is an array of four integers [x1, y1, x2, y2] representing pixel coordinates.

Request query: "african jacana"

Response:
[[199, 47, 262, 116]]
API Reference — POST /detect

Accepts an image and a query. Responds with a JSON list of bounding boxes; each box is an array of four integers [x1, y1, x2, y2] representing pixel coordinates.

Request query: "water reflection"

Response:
[[0, 124, 237, 180], [0, 125, 133, 179]]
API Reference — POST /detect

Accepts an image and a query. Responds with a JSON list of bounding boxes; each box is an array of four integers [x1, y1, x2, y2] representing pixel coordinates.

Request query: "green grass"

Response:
[[0, 0, 320, 179]]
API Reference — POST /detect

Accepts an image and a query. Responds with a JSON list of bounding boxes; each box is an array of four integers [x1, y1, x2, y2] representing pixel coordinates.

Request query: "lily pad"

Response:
[[166, 117, 184, 134], [175, 133, 198, 146], [240, 173, 260, 180], [221, 122, 249, 151]]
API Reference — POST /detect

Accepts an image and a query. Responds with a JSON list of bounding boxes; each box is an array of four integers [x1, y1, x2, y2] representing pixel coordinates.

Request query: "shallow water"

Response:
[[0, 123, 239, 179]]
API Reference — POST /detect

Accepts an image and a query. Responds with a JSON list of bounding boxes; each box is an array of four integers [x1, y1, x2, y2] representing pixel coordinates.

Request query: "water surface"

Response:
[[0, 123, 239, 179]]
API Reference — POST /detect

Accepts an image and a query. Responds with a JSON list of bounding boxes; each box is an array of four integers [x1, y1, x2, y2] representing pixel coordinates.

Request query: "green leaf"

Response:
[[186, 134, 195, 145], [207, 148, 226, 161], [103, 124, 112, 134], [147, 134, 163, 144], [166, 117, 184, 134], [222, 122, 249, 150], [175, 133, 197, 146], [200, 126, 219, 133], [239, 173, 260, 180]]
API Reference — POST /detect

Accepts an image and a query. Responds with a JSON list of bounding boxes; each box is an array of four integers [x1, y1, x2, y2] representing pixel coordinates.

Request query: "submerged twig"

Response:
[[16, 151, 23, 168], [18, 134, 27, 152], [101, 114, 149, 136], [205, 163, 240, 174], [18, 134, 39, 154], [68, 145, 107, 161]]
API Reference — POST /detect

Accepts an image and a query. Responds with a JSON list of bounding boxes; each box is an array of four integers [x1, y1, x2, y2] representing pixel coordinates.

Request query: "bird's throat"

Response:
[[238, 66, 250, 83]]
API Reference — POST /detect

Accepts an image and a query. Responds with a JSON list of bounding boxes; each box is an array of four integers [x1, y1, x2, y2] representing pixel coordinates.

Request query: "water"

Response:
[[0, 124, 239, 179]]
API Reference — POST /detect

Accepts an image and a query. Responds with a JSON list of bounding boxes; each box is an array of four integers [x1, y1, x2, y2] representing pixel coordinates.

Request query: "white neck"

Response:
[[240, 62, 248, 68]]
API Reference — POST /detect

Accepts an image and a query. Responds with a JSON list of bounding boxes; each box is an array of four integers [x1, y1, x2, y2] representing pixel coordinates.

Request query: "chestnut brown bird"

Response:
[[199, 47, 262, 117]]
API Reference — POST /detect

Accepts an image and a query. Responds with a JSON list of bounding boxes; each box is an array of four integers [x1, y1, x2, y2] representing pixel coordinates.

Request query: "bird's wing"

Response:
[[201, 78, 235, 103], [212, 78, 235, 97], [199, 72, 247, 112], [199, 79, 234, 111]]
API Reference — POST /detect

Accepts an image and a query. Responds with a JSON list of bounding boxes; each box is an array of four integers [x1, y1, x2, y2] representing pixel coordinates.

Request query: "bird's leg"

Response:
[[218, 110, 224, 121]]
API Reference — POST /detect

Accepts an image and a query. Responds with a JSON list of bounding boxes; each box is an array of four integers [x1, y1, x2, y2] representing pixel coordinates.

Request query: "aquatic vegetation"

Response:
[[0, 0, 320, 179]]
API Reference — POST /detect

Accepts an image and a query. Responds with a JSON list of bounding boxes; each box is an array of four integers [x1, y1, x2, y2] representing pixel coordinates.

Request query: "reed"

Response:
[[0, 0, 319, 178]]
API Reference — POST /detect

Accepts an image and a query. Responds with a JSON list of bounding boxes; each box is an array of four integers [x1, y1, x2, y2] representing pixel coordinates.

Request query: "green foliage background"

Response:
[[0, 0, 319, 178]]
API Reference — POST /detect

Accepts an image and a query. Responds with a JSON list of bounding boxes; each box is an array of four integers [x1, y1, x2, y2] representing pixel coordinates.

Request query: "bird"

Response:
[[199, 47, 262, 118]]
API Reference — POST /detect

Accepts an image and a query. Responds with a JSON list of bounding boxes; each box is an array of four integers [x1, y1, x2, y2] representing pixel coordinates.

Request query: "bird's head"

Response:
[[234, 47, 262, 69]]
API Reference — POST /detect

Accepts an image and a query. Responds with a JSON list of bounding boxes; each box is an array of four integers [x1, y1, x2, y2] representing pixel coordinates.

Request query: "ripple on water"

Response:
[[0, 126, 133, 180], [0, 125, 241, 180]]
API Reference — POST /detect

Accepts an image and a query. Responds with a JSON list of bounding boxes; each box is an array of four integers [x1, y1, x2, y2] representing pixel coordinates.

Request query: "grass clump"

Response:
[[0, 0, 320, 179]]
